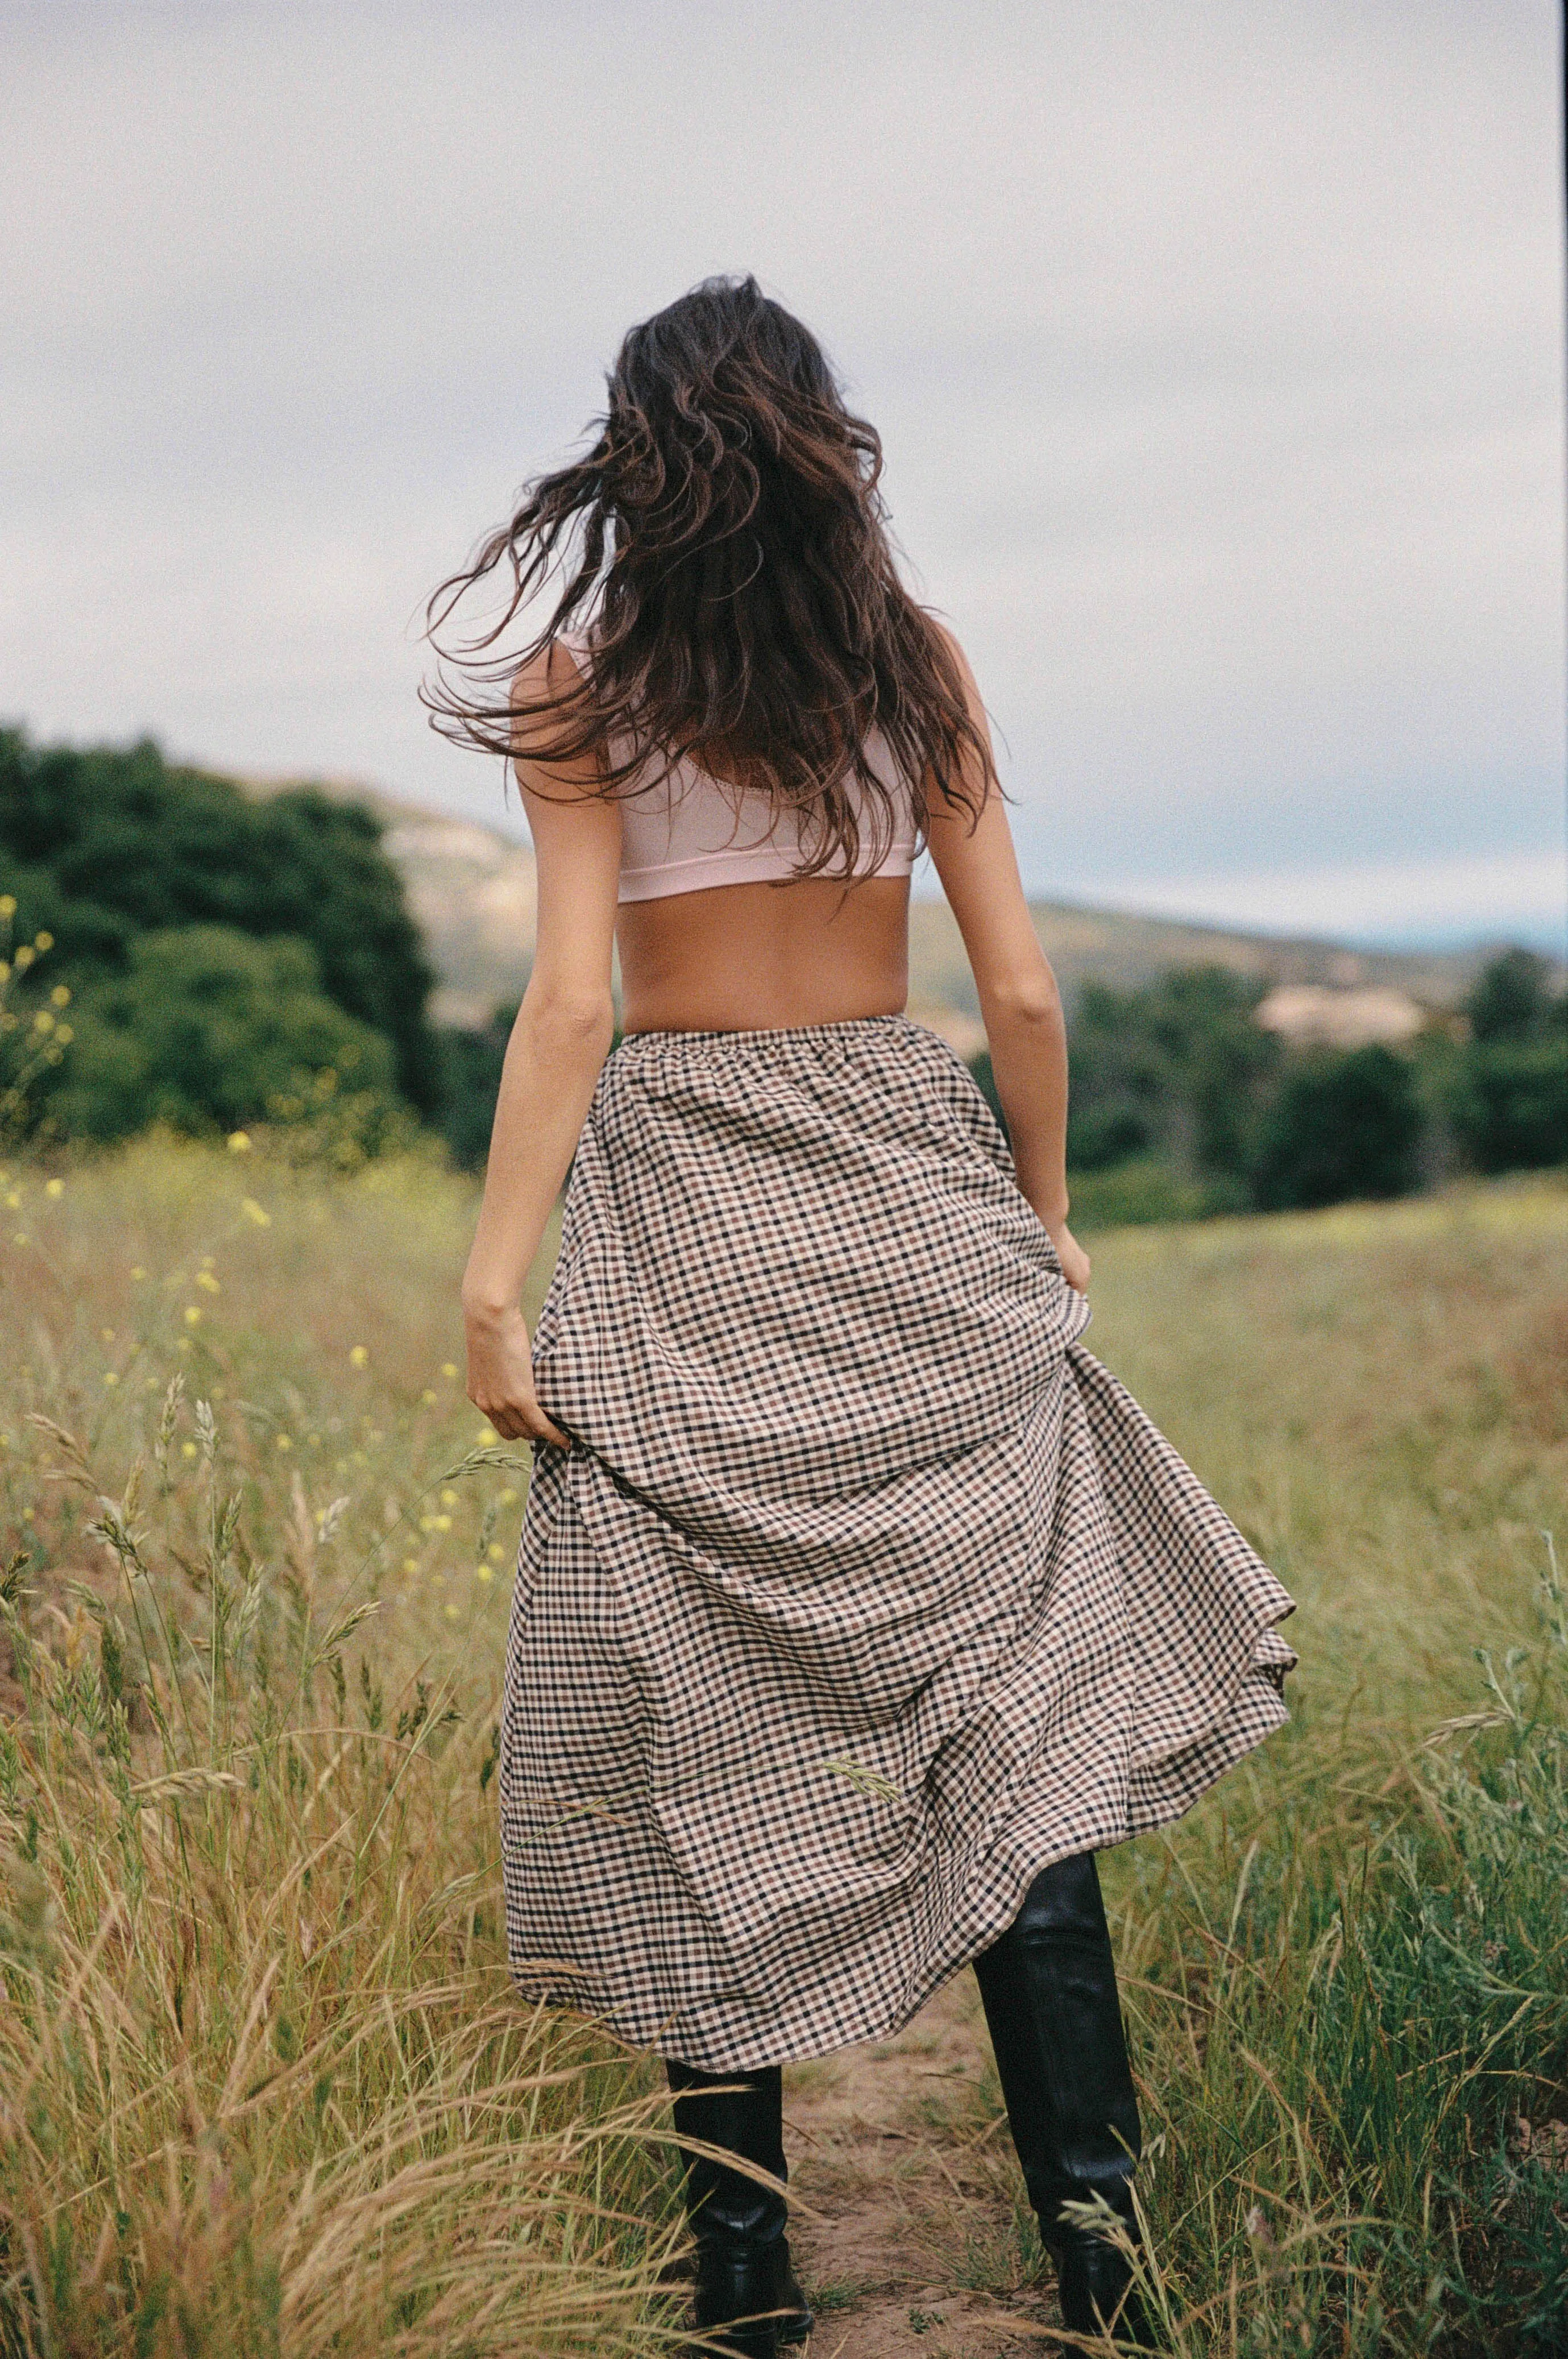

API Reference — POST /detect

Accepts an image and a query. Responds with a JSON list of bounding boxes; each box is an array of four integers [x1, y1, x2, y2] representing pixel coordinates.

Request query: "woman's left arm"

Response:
[[461, 645, 621, 1444]]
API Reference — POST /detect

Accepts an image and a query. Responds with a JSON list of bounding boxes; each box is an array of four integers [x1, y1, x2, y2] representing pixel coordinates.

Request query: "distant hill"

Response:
[[244, 774, 1517, 1042]]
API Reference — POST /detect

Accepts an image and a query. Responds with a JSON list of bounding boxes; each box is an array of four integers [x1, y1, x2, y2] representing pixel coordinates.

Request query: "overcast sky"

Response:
[[3, 0, 1563, 948]]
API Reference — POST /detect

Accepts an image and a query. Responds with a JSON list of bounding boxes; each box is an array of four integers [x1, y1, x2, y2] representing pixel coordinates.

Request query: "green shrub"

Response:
[[0, 729, 442, 1115], [435, 1006, 517, 1171], [1453, 1037, 1568, 1175], [44, 926, 401, 1147], [1068, 967, 1281, 1187], [1449, 952, 1567, 1176], [1251, 1042, 1423, 1210]]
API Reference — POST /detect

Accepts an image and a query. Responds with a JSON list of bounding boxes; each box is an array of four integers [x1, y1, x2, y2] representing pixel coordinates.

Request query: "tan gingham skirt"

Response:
[[499, 1015, 1296, 2070]]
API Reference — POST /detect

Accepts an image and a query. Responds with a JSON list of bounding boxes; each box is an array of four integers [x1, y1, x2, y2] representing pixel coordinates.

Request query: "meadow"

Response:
[[0, 1137, 1563, 2357]]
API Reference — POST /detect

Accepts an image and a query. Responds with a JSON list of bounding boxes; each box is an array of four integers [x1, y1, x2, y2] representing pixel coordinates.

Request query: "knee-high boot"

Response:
[[973, 1852, 1155, 2352], [664, 2058, 814, 2357]]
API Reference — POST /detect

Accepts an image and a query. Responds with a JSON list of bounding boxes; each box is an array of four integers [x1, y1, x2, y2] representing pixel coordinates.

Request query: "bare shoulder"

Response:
[[509, 637, 603, 805], [923, 613, 986, 718]]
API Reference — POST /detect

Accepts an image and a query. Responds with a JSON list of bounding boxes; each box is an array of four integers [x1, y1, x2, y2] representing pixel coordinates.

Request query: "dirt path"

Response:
[[782, 1975, 1062, 2359]]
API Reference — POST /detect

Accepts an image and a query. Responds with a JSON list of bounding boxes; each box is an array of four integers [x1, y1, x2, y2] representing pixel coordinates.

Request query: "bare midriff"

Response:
[[617, 874, 911, 1034]]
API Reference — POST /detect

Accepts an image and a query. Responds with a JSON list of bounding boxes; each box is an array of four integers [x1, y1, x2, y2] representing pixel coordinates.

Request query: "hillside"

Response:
[[247, 774, 1508, 1039]]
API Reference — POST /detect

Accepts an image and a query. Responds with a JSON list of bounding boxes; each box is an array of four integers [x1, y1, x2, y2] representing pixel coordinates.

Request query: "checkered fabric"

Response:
[[500, 1015, 1296, 2071]]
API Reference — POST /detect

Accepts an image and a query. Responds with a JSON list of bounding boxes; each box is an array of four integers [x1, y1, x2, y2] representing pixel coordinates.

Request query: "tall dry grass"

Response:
[[0, 1135, 683, 2356], [1082, 1180, 1568, 2354], [2, 1138, 1565, 2354]]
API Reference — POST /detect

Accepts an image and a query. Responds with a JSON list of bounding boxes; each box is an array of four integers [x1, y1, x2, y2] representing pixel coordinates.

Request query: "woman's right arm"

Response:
[[923, 631, 1090, 1293], [462, 645, 621, 1442]]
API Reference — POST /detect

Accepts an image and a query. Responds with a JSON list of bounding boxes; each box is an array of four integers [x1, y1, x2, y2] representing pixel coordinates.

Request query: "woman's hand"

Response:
[[1044, 1219, 1091, 1295], [463, 1301, 571, 1448]]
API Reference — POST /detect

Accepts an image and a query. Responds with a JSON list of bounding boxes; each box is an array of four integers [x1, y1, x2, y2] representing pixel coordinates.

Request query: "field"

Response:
[[1, 1139, 1564, 2357]]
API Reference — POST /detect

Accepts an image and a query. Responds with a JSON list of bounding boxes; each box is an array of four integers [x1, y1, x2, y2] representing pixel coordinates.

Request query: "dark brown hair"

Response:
[[423, 275, 993, 876]]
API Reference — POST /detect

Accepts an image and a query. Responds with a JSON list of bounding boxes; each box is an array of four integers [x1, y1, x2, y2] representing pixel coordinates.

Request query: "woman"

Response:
[[429, 277, 1296, 2358]]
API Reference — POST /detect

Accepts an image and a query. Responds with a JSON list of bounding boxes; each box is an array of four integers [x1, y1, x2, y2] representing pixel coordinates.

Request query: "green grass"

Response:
[[0, 1139, 1564, 2354]]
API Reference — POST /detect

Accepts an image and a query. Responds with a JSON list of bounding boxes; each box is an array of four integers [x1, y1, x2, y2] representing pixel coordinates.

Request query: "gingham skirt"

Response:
[[499, 1015, 1296, 2070]]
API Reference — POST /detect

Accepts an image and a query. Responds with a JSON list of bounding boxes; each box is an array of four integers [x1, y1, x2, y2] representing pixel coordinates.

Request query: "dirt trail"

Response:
[[782, 1975, 1061, 2359]]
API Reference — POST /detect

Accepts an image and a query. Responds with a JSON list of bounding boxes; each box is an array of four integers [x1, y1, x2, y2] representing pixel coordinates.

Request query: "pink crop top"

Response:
[[558, 633, 918, 903]]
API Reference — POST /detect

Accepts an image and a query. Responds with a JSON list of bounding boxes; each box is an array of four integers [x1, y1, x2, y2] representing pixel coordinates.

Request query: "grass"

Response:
[[0, 1134, 681, 2357], [1, 1137, 1565, 2353]]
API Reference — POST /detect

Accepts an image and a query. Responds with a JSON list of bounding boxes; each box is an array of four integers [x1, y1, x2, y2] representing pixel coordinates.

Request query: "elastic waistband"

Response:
[[612, 1012, 917, 1061]]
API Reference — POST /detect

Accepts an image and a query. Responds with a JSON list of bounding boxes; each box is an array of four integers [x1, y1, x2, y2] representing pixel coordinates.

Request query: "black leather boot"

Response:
[[665, 2058, 814, 2356], [973, 1852, 1156, 2354]]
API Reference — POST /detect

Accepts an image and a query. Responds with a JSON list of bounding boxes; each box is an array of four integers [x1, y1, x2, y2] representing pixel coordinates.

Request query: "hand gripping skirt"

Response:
[[499, 1015, 1296, 2071]]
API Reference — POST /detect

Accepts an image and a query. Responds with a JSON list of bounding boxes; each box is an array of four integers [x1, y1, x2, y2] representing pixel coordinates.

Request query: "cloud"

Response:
[[1, 0, 1561, 945], [1086, 847, 1568, 951]]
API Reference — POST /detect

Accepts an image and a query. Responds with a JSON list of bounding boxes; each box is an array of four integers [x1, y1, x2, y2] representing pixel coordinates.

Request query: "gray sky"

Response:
[[3, 0, 1563, 948]]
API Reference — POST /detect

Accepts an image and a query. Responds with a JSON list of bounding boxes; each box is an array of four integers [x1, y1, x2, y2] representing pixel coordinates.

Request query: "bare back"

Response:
[[618, 873, 910, 1033]]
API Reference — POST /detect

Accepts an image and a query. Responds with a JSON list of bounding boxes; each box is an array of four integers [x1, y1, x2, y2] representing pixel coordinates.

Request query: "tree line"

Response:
[[972, 953, 1566, 1225], [2, 729, 1563, 1209]]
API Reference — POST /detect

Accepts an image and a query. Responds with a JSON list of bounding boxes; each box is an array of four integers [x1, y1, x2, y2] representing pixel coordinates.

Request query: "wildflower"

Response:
[[498, 1487, 518, 1505], [130, 1265, 146, 1280], [440, 1487, 458, 1507], [349, 1344, 369, 1368], [441, 1362, 458, 1379], [196, 1271, 221, 1295], [49, 984, 69, 1008], [421, 1388, 437, 1404], [102, 1327, 115, 1342], [33, 931, 52, 951], [44, 1177, 64, 1198], [476, 1564, 494, 1583], [13, 945, 33, 971], [184, 1306, 202, 1325], [182, 1442, 198, 1460], [103, 1371, 118, 1387], [240, 1196, 270, 1226], [275, 1434, 292, 1452], [402, 1557, 418, 1574], [32, 1010, 53, 1034], [0, 894, 13, 917], [227, 1131, 251, 1153], [487, 1542, 506, 1562], [5, 1192, 19, 1210], [445, 1602, 461, 1619]]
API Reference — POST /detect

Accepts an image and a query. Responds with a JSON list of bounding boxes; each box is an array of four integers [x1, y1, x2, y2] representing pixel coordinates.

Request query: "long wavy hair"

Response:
[[422, 276, 993, 876]]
